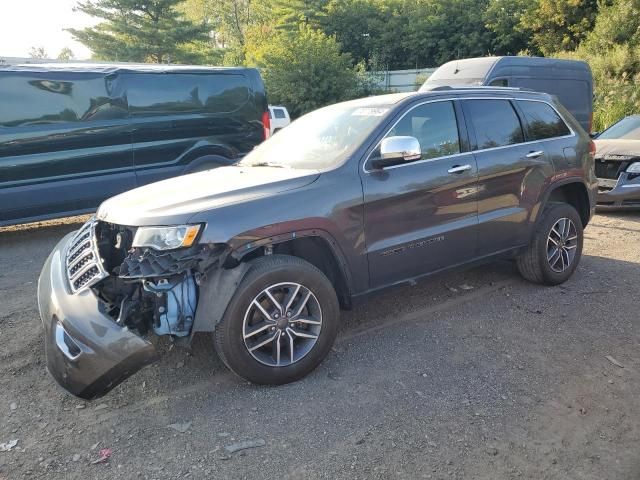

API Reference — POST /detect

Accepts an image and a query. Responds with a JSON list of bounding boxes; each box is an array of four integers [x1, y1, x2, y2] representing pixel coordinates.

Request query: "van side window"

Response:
[[464, 99, 524, 150], [274, 109, 287, 119], [0, 74, 126, 128], [126, 73, 249, 116], [386, 101, 461, 160], [517, 100, 571, 140], [489, 78, 508, 87]]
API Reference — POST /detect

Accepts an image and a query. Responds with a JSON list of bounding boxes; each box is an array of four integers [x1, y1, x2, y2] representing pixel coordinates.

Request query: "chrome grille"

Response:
[[65, 220, 108, 293]]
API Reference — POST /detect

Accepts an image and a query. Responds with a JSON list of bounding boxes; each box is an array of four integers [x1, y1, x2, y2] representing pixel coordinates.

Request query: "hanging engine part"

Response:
[[143, 272, 197, 337]]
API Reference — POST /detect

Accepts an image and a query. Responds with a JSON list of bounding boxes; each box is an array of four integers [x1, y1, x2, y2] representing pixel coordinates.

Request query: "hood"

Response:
[[97, 166, 320, 226], [594, 139, 640, 160]]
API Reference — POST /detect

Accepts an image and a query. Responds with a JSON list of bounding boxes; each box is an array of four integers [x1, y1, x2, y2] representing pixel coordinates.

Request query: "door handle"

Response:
[[526, 150, 544, 158], [448, 164, 472, 174]]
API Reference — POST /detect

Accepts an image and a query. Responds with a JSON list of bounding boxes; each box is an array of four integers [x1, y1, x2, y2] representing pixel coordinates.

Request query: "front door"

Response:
[[361, 100, 479, 289]]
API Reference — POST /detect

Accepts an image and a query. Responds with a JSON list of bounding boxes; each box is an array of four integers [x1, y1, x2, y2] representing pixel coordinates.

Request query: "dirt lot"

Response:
[[0, 212, 639, 480]]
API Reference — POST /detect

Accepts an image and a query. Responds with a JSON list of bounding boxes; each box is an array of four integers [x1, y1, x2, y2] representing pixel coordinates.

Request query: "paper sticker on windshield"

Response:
[[352, 107, 389, 117]]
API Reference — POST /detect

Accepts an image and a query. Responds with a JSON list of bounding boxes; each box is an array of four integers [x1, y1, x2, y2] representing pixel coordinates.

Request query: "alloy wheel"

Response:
[[546, 218, 578, 273], [242, 282, 322, 367]]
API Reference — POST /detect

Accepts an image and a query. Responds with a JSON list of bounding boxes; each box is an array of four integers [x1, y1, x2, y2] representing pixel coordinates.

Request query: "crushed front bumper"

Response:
[[38, 232, 158, 399], [597, 172, 640, 209]]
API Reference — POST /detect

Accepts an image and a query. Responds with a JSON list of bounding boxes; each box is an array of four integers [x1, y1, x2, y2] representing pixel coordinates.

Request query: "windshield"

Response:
[[239, 103, 390, 170], [598, 116, 640, 140]]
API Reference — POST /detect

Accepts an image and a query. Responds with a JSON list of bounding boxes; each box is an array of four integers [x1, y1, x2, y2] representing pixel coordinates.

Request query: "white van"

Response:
[[268, 105, 291, 134]]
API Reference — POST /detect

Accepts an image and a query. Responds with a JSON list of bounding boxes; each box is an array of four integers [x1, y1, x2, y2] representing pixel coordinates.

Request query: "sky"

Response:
[[0, 0, 97, 60]]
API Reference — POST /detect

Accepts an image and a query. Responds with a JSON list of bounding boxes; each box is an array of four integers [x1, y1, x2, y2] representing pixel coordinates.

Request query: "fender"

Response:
[[531, 176, 594, 227], [191, 230, 356, 335], [229, 228, 355, 298], [191, 261, 252, 335]]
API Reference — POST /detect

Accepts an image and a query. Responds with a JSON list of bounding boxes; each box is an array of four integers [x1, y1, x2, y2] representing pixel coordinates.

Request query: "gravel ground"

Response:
[[0, 212, 639, 480]]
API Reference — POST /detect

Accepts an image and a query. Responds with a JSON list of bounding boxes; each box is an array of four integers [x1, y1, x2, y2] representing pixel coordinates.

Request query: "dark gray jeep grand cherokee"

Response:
[[38, 87, 597, 399]]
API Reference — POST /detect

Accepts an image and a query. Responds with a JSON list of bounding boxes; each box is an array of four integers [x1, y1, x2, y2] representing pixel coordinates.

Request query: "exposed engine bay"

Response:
[[91, 221, 225, 339]]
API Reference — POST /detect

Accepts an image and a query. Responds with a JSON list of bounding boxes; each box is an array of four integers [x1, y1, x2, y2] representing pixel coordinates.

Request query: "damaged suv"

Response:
[[38, 87, 597, 399]]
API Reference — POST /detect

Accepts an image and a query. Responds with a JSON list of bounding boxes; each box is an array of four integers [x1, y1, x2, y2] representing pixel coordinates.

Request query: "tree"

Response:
[[484, 0, 534, 55], [519, 0, 601, 55], [245, 25, 359, 116], [29, 46, 49, 59], [67, 0, 209, 63], [57, 47, 76, 61]]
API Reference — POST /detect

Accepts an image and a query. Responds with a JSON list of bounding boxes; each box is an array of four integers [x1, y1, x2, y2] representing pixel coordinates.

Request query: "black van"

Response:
[[420, 56, 594, 133], [0, 63, 269, 226]]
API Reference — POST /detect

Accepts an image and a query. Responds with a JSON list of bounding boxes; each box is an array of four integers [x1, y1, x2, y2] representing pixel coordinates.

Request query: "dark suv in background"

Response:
[[0, 63, 269, 226], [38, 87, 597, 399]]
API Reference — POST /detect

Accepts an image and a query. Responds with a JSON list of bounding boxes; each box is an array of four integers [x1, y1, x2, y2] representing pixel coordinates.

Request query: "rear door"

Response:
[[0, 71, 135, 225], [361, 99, 479, 289], [124, 72, 258, 186], [461, 98, 555, 256]]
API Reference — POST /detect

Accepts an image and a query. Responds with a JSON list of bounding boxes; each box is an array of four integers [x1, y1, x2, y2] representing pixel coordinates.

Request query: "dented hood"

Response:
[[594, 139, 640, 159], [97, 166, 320, 226]]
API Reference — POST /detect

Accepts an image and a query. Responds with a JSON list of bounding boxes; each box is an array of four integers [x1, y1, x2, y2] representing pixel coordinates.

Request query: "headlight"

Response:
[[627, 162, 640, 174], [132, 225, 201, 250]]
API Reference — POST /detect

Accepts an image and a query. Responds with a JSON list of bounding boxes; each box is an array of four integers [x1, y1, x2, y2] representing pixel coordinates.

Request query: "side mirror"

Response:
[[370, 136, 422, 170]]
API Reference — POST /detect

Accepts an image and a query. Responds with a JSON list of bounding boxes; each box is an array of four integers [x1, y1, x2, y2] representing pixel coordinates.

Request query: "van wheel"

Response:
[[517, 203, 583, 285], [213, 255, 339, 384]]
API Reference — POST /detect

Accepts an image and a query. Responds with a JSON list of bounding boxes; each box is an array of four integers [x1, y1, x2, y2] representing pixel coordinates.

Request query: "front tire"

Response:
[[214, 255, 339, 384], [517, 203, 584, 285]]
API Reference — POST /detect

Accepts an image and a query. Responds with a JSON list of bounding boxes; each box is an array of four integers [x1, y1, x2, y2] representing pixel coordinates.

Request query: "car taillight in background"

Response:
[[262, 111, 271, 140], [589, 139, 596, 158]]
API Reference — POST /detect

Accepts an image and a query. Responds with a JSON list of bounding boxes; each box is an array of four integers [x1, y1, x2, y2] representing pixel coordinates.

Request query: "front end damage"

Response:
[[38, 218, 232, 399], [595, 154, 640, 209]]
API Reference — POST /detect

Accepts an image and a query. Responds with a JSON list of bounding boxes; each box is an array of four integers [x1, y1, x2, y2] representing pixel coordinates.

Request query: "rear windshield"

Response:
[[125, 73, 250, 116], [598, 116, 640, 140]]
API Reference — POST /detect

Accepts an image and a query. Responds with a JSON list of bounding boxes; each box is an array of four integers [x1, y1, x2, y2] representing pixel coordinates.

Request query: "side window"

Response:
[[386, 101, 461, 160], [126, 73, 249, 116], [274, 108, 287, 119], [517, 100, 571, 140], [0, 73, 126, 128], [489, 78, 509, 87], [464, 99, 524, 150]]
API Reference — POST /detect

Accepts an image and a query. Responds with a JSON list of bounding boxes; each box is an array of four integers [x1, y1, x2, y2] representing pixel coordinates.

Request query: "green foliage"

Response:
[[29, 46, 48, 59], [68, 0, 209, 63], [557, 0, 640, 130], [519, 0, 600, 55], [483, 0, 534, 54], [244, 25, 360, 116], [57, 48, 76, 61]]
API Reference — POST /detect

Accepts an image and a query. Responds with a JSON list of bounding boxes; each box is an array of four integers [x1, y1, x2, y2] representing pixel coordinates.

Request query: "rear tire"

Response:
[[517, 203, 583, 285], [214, 255, 339, 384]]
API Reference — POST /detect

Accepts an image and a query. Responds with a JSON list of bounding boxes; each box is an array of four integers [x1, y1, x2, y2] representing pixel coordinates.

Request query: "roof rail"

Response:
[[419, 85, 536, 93]]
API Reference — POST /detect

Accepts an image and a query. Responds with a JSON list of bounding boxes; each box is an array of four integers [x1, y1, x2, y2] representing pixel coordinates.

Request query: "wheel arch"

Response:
[[230, 232, 354, 310], [536, 179, 592, 228]]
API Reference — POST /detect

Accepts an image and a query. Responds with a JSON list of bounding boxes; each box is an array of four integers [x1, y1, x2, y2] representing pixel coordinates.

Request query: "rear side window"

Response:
[[517, 100, 571, 140], [387, 100, 461, 160], [126, 73, 249, 116], [0, 73, 126, 128], [274, 108, 287, 119], [464, 99, 524, 150]]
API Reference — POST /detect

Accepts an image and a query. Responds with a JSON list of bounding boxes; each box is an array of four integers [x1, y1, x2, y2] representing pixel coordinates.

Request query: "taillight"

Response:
[[589, 139, 596, 158], [262, 111, 270, 140]]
